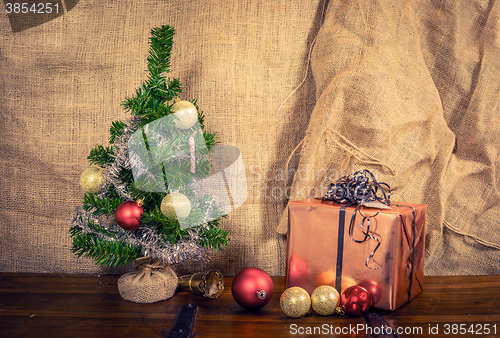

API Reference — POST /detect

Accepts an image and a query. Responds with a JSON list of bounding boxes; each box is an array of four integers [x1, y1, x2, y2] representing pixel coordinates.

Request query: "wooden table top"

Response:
[[0, 273, 499, 338]]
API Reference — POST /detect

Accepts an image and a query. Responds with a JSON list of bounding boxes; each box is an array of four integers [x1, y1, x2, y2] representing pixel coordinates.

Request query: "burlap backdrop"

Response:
[[0, 0, 320, 274], [1, 0, 499, 276]]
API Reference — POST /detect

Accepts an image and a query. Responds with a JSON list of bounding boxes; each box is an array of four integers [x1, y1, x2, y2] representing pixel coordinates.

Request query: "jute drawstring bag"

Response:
[[118, 257, 177, 303]]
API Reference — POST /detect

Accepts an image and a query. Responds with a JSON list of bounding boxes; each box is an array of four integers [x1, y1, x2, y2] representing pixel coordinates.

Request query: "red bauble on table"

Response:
[[340, 285, 373, 317], [115, 201, 144, 231], [358, 279, 382, 305], [231, 267, 274, 310], [287, 254, 308, 286]]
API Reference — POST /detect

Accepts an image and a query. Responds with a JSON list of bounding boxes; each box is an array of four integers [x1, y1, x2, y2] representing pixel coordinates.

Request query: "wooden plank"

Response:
[[0, 273, 499, 338], [382, 275, 500, 338]]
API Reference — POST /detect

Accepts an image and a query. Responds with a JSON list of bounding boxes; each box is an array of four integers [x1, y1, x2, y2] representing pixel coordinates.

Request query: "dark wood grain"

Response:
[[0, 273, 499, 337]]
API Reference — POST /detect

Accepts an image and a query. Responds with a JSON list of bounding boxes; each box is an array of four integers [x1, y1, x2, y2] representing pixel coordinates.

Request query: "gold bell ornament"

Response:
[[178, 269, 225, 299]]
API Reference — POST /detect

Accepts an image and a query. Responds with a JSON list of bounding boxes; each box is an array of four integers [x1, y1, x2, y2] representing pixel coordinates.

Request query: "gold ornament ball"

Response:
[[311, 285, 340, 316], [161, 192, 192, 219], [280, 286, 311, 318], [171, 100, 198, 129], [79, 168, 105, 193]]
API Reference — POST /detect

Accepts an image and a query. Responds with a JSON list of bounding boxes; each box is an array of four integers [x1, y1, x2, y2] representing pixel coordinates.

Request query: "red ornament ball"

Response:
[[287, 254, 308, 286], [115, 201, 144, 231], [358, 279, 382, 305], [232, 267, 274, 310], [340, 285, 372, 317]]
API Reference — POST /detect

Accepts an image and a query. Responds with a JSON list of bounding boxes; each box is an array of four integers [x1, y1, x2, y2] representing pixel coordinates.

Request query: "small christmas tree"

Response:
[[70, 25, 229, 267]]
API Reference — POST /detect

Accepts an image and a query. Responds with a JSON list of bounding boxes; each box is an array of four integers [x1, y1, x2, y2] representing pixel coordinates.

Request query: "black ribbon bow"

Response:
[[323, 169, 391, 205], [321, 170, 391, 270]]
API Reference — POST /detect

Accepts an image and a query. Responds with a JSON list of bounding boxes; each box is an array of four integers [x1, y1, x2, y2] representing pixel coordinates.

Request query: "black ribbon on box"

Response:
[[320, 170, 417, 302]]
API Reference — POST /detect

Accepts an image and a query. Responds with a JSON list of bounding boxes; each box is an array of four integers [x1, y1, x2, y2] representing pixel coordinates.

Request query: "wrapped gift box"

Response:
[[286, 198, 426, 311]]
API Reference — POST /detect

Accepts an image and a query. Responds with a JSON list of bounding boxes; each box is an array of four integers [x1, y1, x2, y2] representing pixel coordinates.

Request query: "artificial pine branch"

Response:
[[199, 218, 230, 251], [147, 26, 175, 76], [88, 145, 115, 167], [109, 120, 127, 144], [193, 100, 219, 151], [202, 131, 218, 151], [70, 228, 142, 267], [141, 206, 187, 243], [163, 78, 183, 102], [121, 25, 181, 119], [83, 193, 123, 215]]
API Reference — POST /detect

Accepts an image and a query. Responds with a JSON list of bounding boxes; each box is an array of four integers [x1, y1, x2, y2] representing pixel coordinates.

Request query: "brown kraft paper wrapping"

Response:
[[286, 198, 426, 311]]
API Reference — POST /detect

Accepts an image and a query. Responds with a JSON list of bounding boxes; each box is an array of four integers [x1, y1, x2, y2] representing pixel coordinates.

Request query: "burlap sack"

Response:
[[277, 0, 500, 275], [118, 257, 177, 303]]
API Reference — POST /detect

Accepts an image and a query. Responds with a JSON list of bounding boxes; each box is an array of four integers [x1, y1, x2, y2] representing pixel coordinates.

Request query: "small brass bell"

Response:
[[178, 269, 224, 299]]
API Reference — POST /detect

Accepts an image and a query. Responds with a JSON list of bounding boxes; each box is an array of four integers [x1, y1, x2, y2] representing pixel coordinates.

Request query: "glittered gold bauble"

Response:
[[79, 167, 105, 193], [171, 100, 198, 129], [280, 286, 311, 318], [161, 192, 192, 219], [311, 285, 340, 316]]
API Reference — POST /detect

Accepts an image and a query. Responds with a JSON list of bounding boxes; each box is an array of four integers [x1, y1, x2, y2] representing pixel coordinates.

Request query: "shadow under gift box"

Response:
[[286, 198, 427, 311]]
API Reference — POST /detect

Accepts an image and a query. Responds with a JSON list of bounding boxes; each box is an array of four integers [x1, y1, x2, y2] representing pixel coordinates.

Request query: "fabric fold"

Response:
[[279, 0, 500, 275]]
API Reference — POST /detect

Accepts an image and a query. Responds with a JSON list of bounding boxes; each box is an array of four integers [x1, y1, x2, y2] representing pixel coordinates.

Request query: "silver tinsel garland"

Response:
[[71, 116, 213, 265]]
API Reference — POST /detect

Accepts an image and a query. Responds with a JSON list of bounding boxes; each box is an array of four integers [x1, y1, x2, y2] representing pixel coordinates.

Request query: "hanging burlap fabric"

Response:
[[277, 0, 500, 276], [118, 257, 178, 303]]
